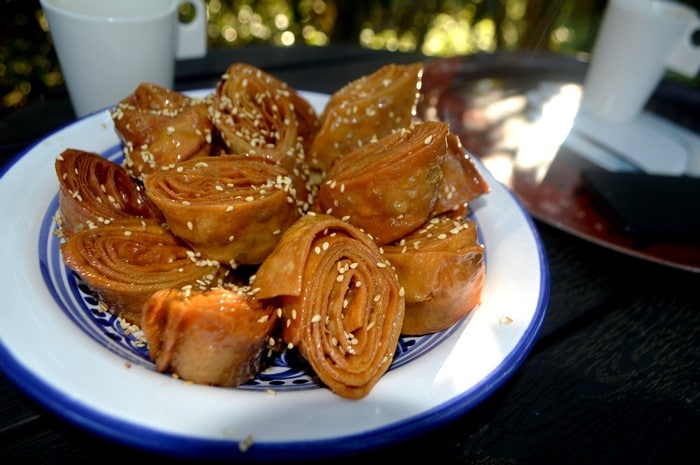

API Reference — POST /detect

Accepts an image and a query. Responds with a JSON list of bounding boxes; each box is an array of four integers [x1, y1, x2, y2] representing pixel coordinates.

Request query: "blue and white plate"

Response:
[[0, 90, 549, 461]]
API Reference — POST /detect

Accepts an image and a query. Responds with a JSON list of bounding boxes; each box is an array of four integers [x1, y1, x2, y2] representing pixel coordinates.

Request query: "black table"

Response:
[[1, 44, 698, 465]]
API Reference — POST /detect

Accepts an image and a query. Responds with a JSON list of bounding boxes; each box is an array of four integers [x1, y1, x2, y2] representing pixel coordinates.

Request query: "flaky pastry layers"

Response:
[[211, 63, 320, 211], [383, 215, 485, 336], [142, 287, 278, 387], [111, 83, 213, 180], [60, 221, 223, 326], [212, 63, 319, 159], [142, 155, 301, 266], [54, 148, 163, 237], [433, 133, 490, 216], [316, 121, 448, 246], [307, 62, 423, 173], [253, 214, 405, 400]]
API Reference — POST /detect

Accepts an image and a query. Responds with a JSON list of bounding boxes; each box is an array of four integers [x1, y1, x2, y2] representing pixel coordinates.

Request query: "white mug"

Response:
[[40, 0, 208, 118], [581, 0, 700, 123]]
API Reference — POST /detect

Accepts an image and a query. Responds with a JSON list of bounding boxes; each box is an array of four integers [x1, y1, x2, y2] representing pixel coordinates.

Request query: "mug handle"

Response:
[[667, 18, 700, 77], [176, 0, 207, 59]]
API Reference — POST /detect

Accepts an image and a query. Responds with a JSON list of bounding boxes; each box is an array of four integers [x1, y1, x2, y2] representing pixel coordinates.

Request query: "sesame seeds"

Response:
[[238, 435, 254, 453], [499, 316, 514, 325]]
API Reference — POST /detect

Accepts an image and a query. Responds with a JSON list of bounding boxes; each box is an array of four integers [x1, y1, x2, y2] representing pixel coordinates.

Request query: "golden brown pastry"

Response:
[[307, 62, 423, 173], [54, 148, 163, 237], [141, 287, 278, 387], [252, 213, 405, 400], [111, 82, 213, 180], [60, 221, 223, 326], [212, 62, 319, 158], [383, 215, 486, 336], [433, 132, 490, 217], [142, 155, 301, 266], [315, 121, 448, 246], [211, 63, 320, 210]]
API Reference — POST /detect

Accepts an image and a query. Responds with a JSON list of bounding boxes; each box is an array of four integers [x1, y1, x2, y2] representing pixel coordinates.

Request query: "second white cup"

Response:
[[41, 0, 208, 118], [581, 0, 700, 123]]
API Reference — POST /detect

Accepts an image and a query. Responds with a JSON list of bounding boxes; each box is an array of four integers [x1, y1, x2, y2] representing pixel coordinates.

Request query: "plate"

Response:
[[0, 90, 549, 461], [419, 51, 700, 273]]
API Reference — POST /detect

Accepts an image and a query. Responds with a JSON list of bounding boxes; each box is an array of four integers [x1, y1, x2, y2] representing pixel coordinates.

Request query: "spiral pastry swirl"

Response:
[[143, 155, 301, 266], [60, 221, 223, 326], [253, 214, 405, 400], [212, 63, 319, 160], [54, 149, 163, 237]]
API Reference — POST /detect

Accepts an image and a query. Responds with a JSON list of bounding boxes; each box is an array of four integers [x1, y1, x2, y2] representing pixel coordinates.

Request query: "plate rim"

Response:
[[0, 89, 550, 461]]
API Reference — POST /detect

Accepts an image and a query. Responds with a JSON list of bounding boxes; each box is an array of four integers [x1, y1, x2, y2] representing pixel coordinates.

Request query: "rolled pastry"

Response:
[[111, 83, 213, 180], [316, 121, 448, 246], [212, 62, 319, 159], [307, 62, 423, 173], [211, 63, 320, 210], [142, 155, 301, 266], [60, 221, 223, 326], [142, 287, 278, 387], [383, 215, 486, 336], [253, 213, 405, 400], [54, 148, 163, 237]]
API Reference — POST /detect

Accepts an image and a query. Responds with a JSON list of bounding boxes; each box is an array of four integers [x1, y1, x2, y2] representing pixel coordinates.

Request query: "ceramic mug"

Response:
[[40, 0, 207, 117], [581, 0, 700, 123]]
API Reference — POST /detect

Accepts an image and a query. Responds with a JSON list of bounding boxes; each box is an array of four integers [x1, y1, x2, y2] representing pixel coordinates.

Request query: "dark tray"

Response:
[[419, 51, 700, 273]]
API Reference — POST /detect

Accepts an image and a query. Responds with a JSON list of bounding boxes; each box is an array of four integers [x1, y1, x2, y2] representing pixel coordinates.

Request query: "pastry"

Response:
[[252, 213, 405, 399], [111, 82, 213, 180], [142, 287, 278, 387], [316, 121, 448, 245], [54, 148, 163, 237], [307, 62, 423, 173], [142, 155, 302, 266], [60, 220, 223, 325], [383, 215, 485, 335]]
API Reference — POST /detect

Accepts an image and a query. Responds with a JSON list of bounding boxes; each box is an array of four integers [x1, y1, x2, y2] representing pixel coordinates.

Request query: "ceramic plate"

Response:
[[0, 90, 549, 462]]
